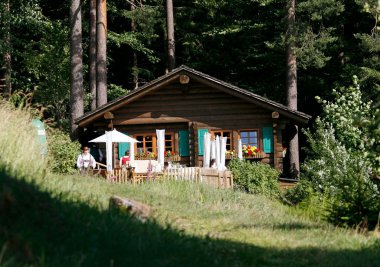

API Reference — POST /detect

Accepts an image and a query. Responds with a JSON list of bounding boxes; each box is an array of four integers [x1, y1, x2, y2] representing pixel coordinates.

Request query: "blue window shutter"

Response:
[[198, 129, 208, 155], [118, 133, 130, 159], [179, 130, 189, 156], [263, 127, 274, 153]]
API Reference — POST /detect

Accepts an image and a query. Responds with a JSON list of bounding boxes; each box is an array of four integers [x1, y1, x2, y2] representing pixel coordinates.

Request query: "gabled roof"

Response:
[[75, 65, 311, 127]]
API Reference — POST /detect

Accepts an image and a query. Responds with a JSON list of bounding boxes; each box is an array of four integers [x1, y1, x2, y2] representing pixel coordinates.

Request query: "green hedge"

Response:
[[228, 158, 280, 197]]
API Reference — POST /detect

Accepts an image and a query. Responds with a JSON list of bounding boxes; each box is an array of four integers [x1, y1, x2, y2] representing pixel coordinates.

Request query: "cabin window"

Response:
[[136, 134, 156, 154], [165, 134, 175, 153], [211, 130, 232, 151], [240, 130, 259, 148], [134, 133, 175, 155]]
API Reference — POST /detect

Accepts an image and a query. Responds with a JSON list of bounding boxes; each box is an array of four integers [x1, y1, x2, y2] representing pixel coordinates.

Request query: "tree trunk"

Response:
[[89, 0, 97, 110], [286, 0, 299, 178], [131, 0, 138, 89], [166, 0, 175, 71], [70, 0, 84, 139], [96, 0, 107, 106], [3, 0, 12, 97]]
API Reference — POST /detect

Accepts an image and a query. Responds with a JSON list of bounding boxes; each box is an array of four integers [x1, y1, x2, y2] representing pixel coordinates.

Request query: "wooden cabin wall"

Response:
[[91, 81, 286, 171]]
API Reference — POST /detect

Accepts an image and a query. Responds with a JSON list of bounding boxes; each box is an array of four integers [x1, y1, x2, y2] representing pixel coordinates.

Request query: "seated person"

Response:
[[77, 146, 96, 171], [120, 150, 131, 169]]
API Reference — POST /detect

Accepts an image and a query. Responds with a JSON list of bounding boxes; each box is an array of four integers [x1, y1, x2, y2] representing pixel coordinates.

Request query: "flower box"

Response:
[[244, 152, 267, 159], [135, 155, 157, 160]]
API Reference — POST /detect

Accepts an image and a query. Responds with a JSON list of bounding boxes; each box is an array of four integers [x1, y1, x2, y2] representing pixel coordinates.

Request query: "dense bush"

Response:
[[47, 129, 81, 174], [303, 127, 379, 227], [228, 158, 280, 197], [286, 77, 380, 228]]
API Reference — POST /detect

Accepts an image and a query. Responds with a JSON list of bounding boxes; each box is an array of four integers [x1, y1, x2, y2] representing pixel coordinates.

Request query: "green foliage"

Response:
[[284, 179, 314, 205], [302, 126, 380, 227], [107, 83, 129, 101], [368, 90, 380, 175], [22, 20, 70, 127], [315, 76, 373, 150], [290, 77, 380, 228], [47, 129, 81, 174], [228, 158, 280, 197]]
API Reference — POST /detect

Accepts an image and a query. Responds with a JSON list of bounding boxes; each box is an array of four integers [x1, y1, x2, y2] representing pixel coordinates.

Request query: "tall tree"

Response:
[[166, 0, 175, 71], [131, 0, 138, 89], [96, 0, 107, 106], [89, 0, 97, 110], [286, 0, 299, 178], [1, 0, 12, 96], [70, 0, 84, 139]]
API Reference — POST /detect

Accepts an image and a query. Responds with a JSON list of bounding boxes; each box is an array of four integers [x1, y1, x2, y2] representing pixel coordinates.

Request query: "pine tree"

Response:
[[70, 0, 84, 139]]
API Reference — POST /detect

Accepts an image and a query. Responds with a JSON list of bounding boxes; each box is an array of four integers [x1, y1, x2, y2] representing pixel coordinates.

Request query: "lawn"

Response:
[[1, 172, 379, 267]]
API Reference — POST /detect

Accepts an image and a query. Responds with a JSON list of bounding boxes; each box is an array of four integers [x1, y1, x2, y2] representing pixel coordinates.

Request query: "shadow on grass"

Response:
[[0, 172, 379, 267]]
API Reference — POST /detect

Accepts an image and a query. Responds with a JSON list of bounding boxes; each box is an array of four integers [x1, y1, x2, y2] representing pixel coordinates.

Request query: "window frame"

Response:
[[238, 129, 260, 149], [211, 130, 233, 151], [134, 132, 175, 155]]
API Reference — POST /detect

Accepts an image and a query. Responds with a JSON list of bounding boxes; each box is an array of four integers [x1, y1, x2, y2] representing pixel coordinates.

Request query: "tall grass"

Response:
[[0, 102, 46, 180]]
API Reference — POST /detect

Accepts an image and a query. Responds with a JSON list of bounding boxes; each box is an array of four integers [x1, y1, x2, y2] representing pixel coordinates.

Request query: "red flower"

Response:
[[248, 150, 253, 155]]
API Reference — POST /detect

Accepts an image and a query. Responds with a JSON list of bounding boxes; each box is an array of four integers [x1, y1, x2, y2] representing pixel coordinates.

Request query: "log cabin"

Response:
[[75, 65, 311, 174]]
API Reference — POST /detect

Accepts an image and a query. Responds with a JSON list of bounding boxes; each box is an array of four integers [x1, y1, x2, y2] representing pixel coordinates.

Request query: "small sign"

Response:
[[32, 119, 48, 155]]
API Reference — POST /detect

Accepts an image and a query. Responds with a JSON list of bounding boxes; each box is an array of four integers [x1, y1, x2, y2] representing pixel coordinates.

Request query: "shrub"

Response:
[[283, 179, 314, 205], [47, 129, 81, 174], [228, 158, 280, 197], [287, 77, 380, 229], [300, 126, 380, 227]]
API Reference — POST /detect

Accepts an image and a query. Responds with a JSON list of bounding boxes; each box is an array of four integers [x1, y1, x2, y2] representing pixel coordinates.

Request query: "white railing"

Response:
[[165, 166, 202, 182], [165, 165, 233, 189]]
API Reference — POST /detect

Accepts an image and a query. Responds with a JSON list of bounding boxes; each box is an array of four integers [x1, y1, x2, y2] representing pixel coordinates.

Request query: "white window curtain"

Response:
[[203, 132, 211, 168], [156, 129, 165, 171], [238, 139, 243, 160], [219, 136, 227, 171]]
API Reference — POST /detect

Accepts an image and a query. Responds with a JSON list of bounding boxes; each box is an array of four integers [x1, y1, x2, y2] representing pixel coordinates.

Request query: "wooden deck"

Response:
[[93, 162, 296, 191]]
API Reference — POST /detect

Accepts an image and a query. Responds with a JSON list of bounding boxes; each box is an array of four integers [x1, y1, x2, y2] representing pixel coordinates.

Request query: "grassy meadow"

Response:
[[1, 102, 379, 267]]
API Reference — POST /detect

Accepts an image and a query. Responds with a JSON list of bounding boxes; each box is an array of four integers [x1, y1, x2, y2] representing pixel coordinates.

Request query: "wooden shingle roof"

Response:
[[75, 65, 311, 127]]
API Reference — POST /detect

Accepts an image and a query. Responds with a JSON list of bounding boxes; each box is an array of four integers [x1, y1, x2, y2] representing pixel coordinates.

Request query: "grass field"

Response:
[[1, 173, 380, 267], [0, 102, 379, 266]]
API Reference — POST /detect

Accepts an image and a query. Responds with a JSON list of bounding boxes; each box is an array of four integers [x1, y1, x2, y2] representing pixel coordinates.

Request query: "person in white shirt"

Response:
[[77, 146, 96, 172]]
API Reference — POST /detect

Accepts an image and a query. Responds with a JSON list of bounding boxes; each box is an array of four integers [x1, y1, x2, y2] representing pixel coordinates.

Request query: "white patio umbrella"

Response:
[[203, 132, 211, 168], [89, 129, 139, 171], [238, 139, 243, 160], [156, 129, 165, 171], [219, 136, 227, 171]]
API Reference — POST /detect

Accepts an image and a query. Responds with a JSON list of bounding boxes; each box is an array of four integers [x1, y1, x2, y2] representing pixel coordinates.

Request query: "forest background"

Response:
[[0, 0, 378, 130]]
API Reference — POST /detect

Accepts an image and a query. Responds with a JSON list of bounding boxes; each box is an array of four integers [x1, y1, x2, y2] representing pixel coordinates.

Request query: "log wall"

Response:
[[91, 80, 287, 171]]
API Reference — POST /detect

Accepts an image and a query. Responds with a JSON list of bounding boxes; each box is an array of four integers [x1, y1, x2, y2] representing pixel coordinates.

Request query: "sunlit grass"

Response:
[[42, 174, 378, 251], [0, 101, 46, 179]]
